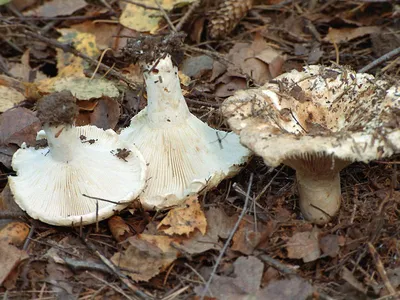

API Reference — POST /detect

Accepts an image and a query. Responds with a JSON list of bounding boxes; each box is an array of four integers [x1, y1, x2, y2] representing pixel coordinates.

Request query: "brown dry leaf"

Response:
[[286, 227, 321, 263], [226, 35, 284, 85], [108, 216, 133, 243], [71, 21, 119, 50], [0, 222, 30, 247], [256, 276, 314, 300], [172, 207, 237, 254], [24, 0, 87, 18], [119, 0, 196, 33], [90, 97, 121, 130], [0, 107, 41, 147], [324, 26, 380, 44], [158, 196, 207, 236], [320, 234, 344, 258], [196, 256, 264, 298], [0, 86, 25, 112], [0, 240, 28, 286], [111, 234, 178, 282], [231, 216, 265, 255], [8, 50, 47, 83], [0, 184, 22, 212], [215, 76, 247, 98]]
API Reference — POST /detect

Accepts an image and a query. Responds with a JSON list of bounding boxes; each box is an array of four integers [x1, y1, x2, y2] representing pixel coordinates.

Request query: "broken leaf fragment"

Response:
[[53, 77, 119, 100], [0, 240, 28, 286], [157, 196, 207, 236], [120, 0, 196, 33], [0, 85, 25, 112], [286, 227, 321, 263], [23, 0, 88, 18], [0, 222, 30, 247], [111, 234, 178, 282]]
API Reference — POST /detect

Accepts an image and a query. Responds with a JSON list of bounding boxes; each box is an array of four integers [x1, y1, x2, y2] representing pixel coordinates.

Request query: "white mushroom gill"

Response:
[[222, 65, 400, 224], [120, 54, 251, 210], [9, 125, 147, 226]]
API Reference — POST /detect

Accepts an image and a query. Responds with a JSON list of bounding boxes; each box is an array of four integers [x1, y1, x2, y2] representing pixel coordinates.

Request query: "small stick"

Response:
[[367, 242, 396, 295], [200, 173, 254, 299], [86, 271, 135, 300], [0, 211, 27, 219], [22, 224, 35, 251], [175, 0, 201, 32], [63, 257, 114, 275], [358, 46, 400, 73], [258, 254, 297, 275], [154, 0, 176, 32], [81, 236, 152, 299]]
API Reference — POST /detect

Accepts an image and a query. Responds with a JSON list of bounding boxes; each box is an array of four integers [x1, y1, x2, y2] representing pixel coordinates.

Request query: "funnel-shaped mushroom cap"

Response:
[[9, 125, 147, 226], [120, 55, 251, 210], [222, 65, 400, 223]]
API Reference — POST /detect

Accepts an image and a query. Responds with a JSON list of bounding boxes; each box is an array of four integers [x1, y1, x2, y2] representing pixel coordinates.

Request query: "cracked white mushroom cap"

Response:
[[222, 65, 400, 224], [9, 124, 147, 226], [120, 54, 251, 210]]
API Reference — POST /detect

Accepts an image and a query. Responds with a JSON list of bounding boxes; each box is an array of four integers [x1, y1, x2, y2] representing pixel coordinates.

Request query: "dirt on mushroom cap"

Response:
[[36, 90, 79, 126], [222, 65, 400, 166]]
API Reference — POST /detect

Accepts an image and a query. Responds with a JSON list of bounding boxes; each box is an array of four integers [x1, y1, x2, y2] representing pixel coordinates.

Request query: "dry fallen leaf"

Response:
[[173, 207, 237, 254], [0, 107, 41, 147], [0, 240, 28, 286], [0, 86, 25, 113], [0, 222, 30, 247], [90, 97, 121, 130], [24, 0, 87, 18], [158, 196, 207, 236], [120, 0, 196, 33], [324, 26, 380, 44], [286, 227, 321, 263], [320, 234, 345, 258], [108, 216, 133, 243], [197, 256, 313, 300], [231, 216, 266, 255], [111, 234, 178, 282], [71, 21, 119, 50]]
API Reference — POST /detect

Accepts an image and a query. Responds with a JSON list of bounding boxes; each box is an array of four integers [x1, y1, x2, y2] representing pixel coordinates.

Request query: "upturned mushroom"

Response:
[[120, 54, 251, 209], [9, 91, 147, 226], [222, 65, 400, 224]]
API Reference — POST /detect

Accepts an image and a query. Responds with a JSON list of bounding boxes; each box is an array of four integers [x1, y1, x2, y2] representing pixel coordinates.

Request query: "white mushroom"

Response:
[[222, 65, 400, 224], [9, 92, 147, 226], [120, 55, 251, 209]]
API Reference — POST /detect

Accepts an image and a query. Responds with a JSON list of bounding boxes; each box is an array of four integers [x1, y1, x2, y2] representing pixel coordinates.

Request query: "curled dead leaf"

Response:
[[157, 196, 207, 236]]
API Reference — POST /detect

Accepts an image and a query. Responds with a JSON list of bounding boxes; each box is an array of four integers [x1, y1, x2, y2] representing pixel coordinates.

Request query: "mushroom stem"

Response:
[[296, 171, 341, 224], [44, 124, 75, 162], [143, 55, 190, 125]]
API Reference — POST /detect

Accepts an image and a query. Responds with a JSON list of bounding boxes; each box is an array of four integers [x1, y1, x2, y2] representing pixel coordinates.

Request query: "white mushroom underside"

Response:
[[9, 126, 146, 226], [120, 109, 250, 209]]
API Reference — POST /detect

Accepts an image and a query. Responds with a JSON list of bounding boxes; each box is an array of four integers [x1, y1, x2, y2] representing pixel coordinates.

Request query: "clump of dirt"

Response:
[[122, 32, 186, 66], [36, 90, 78, 126]]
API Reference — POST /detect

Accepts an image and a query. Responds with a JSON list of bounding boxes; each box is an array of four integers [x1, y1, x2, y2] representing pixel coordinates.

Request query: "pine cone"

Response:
[[208, 0, 253, 39]]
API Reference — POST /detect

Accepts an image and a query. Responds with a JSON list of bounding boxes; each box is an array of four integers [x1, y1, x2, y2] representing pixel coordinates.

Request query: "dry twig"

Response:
[[199, 173, 254, 299]]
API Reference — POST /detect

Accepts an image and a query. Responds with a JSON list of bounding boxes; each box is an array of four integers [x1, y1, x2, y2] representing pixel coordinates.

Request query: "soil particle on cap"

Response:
[[37, 90, 78, 126], [122, 33, 185, 66]]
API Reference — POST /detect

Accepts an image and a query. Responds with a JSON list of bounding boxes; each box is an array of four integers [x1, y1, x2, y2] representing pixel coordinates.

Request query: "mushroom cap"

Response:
[[120, 55, 251, 210], [9, 125, 147, 226], [120, 108, 250, 210], [222, 65, 400, 168]]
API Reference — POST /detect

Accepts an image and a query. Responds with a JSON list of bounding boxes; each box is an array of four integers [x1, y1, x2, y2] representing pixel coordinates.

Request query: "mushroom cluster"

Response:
[[222, 65, 400, 224], [9, 91, 147, 226], [121, 54, 251, 209]]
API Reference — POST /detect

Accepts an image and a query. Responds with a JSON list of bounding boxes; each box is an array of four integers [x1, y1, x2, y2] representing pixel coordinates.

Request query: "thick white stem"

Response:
[[297, 171, 341, 224], [144, 55, 190, 125], [44, 124, 75, 163]]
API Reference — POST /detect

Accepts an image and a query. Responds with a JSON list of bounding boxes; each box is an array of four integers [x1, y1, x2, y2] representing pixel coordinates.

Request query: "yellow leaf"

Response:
[[0, 85, 25, 112], [120, 0, 196, 33], [157, 196, 207, 236], [110, 234, 178, 282], [0, 222, 30, 247], [56, 28, 100, 70]]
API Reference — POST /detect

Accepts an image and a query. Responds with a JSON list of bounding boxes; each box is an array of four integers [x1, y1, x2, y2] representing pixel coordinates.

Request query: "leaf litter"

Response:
[[1, 0, 400, 299]]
